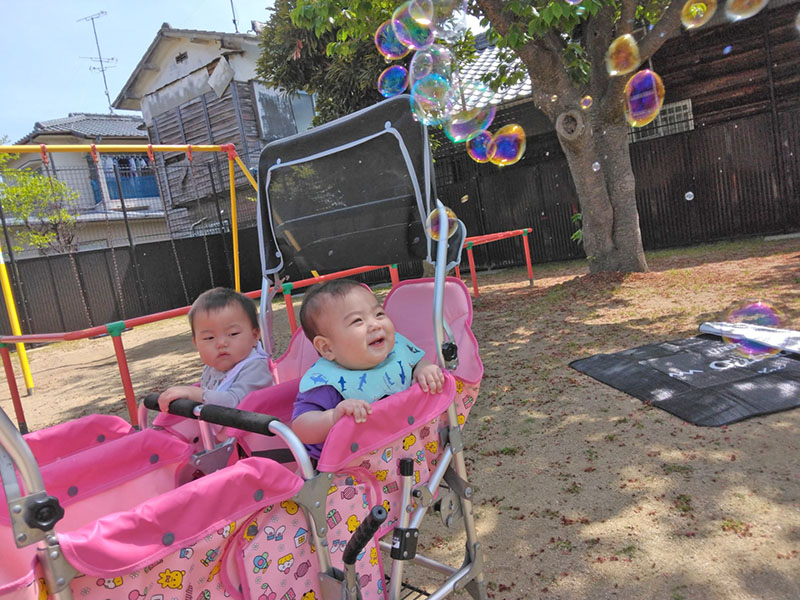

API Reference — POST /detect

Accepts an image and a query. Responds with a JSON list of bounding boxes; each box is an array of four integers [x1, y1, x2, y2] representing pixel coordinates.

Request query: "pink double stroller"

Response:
[[0, 96, 487, 600]]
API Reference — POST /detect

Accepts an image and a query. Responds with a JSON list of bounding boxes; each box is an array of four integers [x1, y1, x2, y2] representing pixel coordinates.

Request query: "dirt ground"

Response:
[[2, 236, 799, 600]]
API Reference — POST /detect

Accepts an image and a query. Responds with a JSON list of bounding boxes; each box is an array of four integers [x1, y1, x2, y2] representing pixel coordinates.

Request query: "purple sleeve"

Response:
[[292, 386, 343, 460]]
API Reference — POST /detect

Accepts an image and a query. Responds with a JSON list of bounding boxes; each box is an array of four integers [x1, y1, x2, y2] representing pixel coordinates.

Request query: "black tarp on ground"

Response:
[[569, 335, 800, 426]]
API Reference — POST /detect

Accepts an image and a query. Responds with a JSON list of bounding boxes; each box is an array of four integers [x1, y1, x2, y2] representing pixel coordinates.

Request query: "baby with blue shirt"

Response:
[[292, 279, 443, 459]]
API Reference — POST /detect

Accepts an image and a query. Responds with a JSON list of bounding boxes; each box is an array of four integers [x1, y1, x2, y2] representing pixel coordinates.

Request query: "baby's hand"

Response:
[[334, 398, 373, 424], [157, 385, 202, 412], [414, 360, 444, 394]]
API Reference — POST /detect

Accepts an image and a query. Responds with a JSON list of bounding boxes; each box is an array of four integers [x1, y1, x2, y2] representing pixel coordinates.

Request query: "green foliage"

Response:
[[570, 212, 583, 244], [256, 0, 386, 125], [0, 164, 79, 254]]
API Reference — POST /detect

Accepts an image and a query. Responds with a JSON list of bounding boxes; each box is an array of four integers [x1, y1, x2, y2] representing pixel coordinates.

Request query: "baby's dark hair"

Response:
[[299, 279, 366, 341], [188, 287, 259, 335]]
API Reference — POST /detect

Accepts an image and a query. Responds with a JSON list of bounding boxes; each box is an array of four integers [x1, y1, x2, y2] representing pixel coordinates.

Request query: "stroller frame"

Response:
[[0, 96, 488, 600]]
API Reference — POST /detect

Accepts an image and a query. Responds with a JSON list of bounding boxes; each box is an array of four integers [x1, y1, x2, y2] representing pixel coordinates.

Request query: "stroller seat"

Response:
[[0, 428, 194, 597], [23, 414, 135, 465]]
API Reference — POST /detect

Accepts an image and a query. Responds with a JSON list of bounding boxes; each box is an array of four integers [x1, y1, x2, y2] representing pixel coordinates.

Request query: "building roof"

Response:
[[113, 23, 257, 110], [16, 113, 146, 145], [457, 35, 531, 108]]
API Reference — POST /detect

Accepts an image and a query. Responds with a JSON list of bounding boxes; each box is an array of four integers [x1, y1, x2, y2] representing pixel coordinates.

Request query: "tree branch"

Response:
[[620, 0, 636, 35], [475, 0, 575, 115], [638, 0, 684, 62]]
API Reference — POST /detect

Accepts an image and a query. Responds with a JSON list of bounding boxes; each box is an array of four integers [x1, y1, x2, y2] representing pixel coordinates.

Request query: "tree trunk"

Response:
[[554, 109, 648, 273]]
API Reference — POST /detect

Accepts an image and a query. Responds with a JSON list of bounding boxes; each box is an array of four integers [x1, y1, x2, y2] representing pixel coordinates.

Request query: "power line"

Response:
[[77, 11, 117, 114]]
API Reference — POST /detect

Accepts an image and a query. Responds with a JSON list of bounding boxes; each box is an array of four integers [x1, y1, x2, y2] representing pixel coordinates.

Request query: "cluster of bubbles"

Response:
[[722, 300, 783, 357], [374, 0, 527, 167]]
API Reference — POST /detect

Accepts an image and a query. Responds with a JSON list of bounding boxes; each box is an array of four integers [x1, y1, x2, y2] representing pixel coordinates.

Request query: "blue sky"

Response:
[[1, 0, 273, 143]]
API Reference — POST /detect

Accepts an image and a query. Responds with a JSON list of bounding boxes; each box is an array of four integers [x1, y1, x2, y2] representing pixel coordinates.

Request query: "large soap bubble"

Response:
[[378, 65, 409, 98], [466, 130, 493, 163], [425, 205, 459, 240], [392, 1, 434, 50], [488, 124, 527, 167], [722, 300, 783, 357], [409, 44, 453, 86], [444, 81, 497, 143], [374, 20, 410, 60], [410, 74, 451, 125], [681, 0, 718, 28], [725, 0, 768, 20], [624, 69, 665, 128], [605, 34, 641, 76]]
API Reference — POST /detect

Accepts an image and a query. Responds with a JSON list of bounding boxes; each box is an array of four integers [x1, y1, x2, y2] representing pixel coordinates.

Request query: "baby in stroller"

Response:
[[291, 279, 444, 458], [157, 287, 272, 411]]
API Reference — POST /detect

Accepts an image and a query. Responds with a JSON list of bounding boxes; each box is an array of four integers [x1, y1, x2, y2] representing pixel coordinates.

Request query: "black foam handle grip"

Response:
[[142, 393, 203, 419], [342, 505, 387, 565], [143, 393, 279, 436], [198, 404, 278, 437]]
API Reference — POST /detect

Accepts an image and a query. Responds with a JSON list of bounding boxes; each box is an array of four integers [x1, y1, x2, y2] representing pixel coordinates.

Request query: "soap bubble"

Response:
[[592, 161, 601, 172], [565, 0, 583, 5], [580, 95, 593, 110], [410, 74, 451, 125], [723, 45, 733, 55], [796, 11, 800, 32], [444, 81, 497, 143], [681, 0, 718, 28], [425, 205, 459, 240], [488, 124, 527, 167], [374, 20, 410, 60], [722, 300, 783, 357], [410, 0, 468, 40], [409, 44, 453, 85], [725, 0, 768, 21], [377, 65, 409, 98], [624, 69, 665, 128], [392, 1, 435, 49], [409, 0, 435, 24], [685, 191, 695, 201], [466, 130, 493, 163], [605, 34, 641, 76]]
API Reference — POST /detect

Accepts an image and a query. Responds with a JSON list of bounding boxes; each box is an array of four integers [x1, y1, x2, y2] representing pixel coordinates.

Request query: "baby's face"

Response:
[[192, 303, 259, 372], [314, 287, 396, 371]]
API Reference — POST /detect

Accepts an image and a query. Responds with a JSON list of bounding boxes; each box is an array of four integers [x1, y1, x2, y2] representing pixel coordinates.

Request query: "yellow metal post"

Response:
[[228, 156, 240, 292], [0, 246, 33, 394]]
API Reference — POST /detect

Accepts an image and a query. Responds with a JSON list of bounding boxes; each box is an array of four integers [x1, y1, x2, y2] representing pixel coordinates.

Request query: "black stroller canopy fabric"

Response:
[[258, 95, 434, 277]]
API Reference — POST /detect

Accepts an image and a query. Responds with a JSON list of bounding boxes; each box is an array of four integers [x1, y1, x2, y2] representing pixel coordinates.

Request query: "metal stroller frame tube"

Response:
[[0, 408, 76, 599], [267, 421, 316, 480]]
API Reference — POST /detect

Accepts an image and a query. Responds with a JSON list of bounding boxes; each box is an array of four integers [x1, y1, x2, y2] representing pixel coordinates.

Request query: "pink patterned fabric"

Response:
[[23, 414, 135, 465], [316, 372, 480, 538], [49, 458, 303, 600], [234, 473, 385, 600]]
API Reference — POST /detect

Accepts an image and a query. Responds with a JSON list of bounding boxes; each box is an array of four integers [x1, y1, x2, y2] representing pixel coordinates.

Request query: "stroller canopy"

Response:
[[258, 95, 436, 277]]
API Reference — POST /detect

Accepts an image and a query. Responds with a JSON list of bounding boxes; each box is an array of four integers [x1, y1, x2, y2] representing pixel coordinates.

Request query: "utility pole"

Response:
[[78, 11, 117, 113]]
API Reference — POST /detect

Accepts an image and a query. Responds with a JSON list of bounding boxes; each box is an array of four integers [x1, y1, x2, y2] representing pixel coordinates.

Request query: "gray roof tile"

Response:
[[456, 43, 530, 108], [17, 113, 145, 144]]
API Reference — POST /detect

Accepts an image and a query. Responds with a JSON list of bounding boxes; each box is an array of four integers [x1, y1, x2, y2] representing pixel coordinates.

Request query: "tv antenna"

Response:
[[78, 11, 117, 113], [230, 0, 239, 33]]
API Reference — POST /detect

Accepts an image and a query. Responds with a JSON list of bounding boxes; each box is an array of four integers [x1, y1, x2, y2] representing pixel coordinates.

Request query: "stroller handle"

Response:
[[342, 505, 388, 565], [142, 393, 280, 436]]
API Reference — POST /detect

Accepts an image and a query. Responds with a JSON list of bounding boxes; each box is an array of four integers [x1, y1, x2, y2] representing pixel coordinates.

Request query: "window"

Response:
[[175, 51, 188, 64], [629, 99, 694, 143], [252, 82, 316, 143]]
